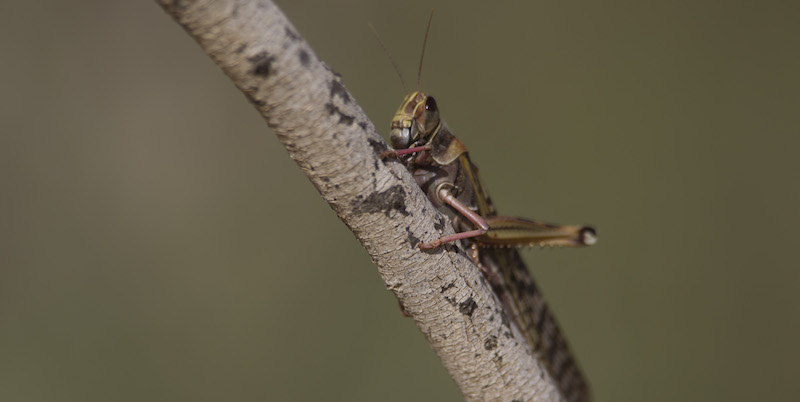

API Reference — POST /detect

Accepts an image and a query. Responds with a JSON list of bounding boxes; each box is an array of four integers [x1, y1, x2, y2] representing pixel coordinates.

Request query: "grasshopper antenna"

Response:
[[417, 9, 434, 92], [369, 22, 408, 93]]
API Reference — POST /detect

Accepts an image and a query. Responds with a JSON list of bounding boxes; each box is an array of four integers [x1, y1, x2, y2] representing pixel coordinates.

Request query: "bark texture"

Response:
[[156, 0, 565, 400]]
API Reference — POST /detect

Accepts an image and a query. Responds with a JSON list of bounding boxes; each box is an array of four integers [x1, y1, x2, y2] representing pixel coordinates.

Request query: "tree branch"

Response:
[[156, 0, 564, 400]]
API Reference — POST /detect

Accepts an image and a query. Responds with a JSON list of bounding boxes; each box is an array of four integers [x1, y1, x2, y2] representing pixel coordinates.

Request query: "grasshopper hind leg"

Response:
[[418, 185, 490, 249]]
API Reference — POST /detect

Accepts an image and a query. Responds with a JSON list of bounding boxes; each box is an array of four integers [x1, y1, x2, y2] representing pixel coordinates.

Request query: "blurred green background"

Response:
[[2, 1, 798, 401]]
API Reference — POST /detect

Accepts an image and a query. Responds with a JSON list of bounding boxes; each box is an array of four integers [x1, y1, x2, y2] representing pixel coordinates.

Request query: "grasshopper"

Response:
[[376, 12, 597, 402]]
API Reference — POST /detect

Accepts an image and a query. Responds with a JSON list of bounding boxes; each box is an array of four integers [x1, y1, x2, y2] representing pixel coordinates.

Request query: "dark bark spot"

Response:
[[324, 102, 355, 126], [235, 43, 247, 54], [351, 185, 409, 217], [329, 79, 351, 103], [358, 121, 367, 131], [459, 297, 477, 316], [248, 52, 275, 77], [405, 227, 420, 247], [323, 63, 342, 79], [434, 215, 446, 231], [440, 282, 455, 293], [367, 138, 387, 155], [484, 335, 498, 350], [298, 49, 310, 67]]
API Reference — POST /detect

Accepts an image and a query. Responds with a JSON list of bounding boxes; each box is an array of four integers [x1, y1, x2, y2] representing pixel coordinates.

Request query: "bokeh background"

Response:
[[2, 1, 798, 401]]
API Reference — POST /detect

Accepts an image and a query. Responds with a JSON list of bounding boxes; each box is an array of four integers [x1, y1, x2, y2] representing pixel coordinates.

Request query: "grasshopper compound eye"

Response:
[[424, 96, 438, 112], [419, 95, 440, 135]]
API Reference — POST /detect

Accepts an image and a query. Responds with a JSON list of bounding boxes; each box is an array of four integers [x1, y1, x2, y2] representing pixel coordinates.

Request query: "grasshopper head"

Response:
[[390, 91, 441, 149]]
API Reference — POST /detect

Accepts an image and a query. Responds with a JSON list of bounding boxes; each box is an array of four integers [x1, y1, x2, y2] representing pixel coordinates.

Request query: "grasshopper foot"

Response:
[[379, 149, 399, 159], [418, 239, 443, 250]]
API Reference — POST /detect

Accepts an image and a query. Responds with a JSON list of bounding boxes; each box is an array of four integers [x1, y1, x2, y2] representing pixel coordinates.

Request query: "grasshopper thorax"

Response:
[[390, 91, 441, 149]]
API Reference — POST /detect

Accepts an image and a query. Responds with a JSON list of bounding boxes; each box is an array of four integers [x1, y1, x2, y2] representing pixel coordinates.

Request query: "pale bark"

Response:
[[156, 0, 564, 400]]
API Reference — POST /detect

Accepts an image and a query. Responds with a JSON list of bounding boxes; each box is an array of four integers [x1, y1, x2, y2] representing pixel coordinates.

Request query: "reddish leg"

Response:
[[380, 144, 431, 159], [418, 187, 490, 249]]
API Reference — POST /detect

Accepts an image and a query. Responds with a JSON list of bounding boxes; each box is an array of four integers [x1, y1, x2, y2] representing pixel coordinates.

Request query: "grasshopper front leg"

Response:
[[379, 144, 431, 159]]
